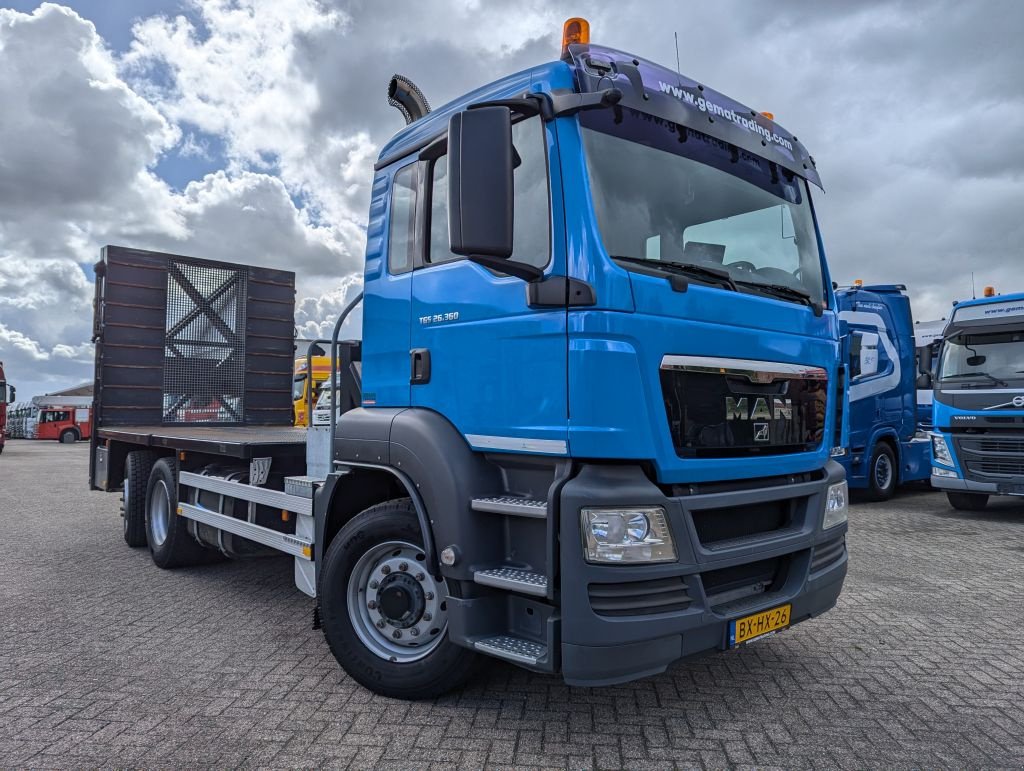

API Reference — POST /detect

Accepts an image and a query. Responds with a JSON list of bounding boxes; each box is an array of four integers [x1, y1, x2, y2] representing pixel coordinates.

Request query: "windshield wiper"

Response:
[[733, 279, 823, 316], [610, 255, 736, 291], [942, 371, 1009, 387]]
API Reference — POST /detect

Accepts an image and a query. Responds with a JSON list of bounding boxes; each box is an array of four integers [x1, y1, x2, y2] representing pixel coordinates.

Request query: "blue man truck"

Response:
[[924, 291, 1024, 510], [89, 20, 849, 699], [836, 283, 931, 499]]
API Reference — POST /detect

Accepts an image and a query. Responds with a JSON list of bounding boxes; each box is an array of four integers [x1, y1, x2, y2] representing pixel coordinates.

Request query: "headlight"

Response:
[[823, 481, 848, 530], [581, 506, 676, 564], [932, 466, 959, 478], [931, 433, 954, 466]]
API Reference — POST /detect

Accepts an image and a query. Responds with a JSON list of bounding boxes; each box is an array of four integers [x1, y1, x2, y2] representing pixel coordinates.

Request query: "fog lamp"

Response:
[[823, 481, 848, 530], [932, 466, 959, 478]]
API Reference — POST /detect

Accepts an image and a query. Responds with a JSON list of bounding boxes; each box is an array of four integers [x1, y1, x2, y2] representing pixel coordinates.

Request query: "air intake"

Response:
[[388, 74, 431, 125]]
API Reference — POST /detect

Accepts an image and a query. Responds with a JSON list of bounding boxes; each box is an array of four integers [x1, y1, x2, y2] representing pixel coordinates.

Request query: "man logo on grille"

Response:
[[754, 423, 770, 442]]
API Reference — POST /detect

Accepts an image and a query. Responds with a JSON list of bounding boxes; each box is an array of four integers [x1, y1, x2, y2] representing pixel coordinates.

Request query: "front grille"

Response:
[[660, 357, 828, 459], [691, 499, 795, 548], [966, 459, 1024, 476], [954, 434, 1024, 481], [588, 576, 692, 617], [810, 536, 845, 573], [701, 557, 784, 608]]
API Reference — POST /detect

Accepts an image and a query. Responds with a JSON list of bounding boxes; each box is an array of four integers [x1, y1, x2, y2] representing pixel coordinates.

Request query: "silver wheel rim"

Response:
[[874, 453, 893, 491], [122, 476, 130, 532], [347, 540, 448, 662], [149, 479, 170, 546]]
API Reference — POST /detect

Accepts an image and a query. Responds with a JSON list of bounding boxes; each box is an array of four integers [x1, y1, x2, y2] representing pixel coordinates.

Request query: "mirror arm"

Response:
[[469, 254, 543, 282], [469, 94, 547, 119], [549, 87, 622, 118]]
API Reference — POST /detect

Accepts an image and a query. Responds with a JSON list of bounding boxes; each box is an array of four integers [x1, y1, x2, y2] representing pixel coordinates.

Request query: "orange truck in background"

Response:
[[35, 405, 92, 443], [293, 355, 331, 427]]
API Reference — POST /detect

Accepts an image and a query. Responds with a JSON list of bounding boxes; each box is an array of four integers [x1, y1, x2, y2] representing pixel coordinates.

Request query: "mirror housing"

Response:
[[8, 386, 14, 403], [916, 372, 932, 389], [917, 344, 933, 376], [447, 106, 541, 282]]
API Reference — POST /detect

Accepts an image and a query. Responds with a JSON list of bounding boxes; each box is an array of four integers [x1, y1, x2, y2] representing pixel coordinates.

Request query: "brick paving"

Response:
[[1, 440, 1023, 769]]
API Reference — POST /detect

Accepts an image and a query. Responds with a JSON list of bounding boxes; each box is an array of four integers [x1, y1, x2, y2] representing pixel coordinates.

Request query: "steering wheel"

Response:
[[725, 261, 757, 273]]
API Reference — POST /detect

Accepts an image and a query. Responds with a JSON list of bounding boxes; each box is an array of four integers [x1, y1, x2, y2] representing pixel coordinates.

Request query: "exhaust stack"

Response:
[[388, 74, 431, 125]]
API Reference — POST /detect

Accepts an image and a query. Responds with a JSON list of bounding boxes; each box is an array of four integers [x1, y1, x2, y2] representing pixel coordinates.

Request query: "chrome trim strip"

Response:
[[464, 434, 568, 455], [660, 355, 827, 382]]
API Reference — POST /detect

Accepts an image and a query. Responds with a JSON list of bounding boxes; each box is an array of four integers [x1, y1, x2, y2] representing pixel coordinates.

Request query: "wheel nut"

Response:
[[369, 580, 378, 589], [415, 572, 425, 581], [392, 630, 402, 639], [367, 600, 378, 610], [376, 620, 386, 629], [425, 592, 434, 600], [423, 612, 432, 621], [410, 628, 420, 637], [399, 562, 408, 571], [381, 565, 391, 575]]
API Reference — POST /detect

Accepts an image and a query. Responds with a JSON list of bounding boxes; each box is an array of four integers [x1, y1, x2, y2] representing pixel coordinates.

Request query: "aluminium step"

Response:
[[473, 567, 548, 596], [470, 496, 547, 518], [474, 634, 547, 665]]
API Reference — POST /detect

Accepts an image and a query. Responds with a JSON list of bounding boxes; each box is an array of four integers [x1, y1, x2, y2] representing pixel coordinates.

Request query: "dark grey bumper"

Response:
[[558, 461, 848, 687]]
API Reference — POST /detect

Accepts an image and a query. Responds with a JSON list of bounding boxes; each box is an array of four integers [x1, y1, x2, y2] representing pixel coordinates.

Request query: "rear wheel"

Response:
[[947, 491, 989, 511], [319, 498, 482, 699], [122, 450, 156, 547], [146, 457, 211, 568], [863, 442, 896, 501], [59, 429, 78, 444]]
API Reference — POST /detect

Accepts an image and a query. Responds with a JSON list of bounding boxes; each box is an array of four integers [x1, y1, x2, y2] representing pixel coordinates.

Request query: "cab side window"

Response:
[[427, 116, 550, 269], [388, 164, 418, 274]]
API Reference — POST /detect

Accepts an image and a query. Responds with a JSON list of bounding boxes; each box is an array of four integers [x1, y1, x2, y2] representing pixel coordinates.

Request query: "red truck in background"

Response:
[[0, 361, 14, 454], [35, 405, 92, 443]]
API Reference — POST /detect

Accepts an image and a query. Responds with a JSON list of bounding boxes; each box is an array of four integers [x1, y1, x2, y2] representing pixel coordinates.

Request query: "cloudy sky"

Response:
[[0, 0, 1021, 399]]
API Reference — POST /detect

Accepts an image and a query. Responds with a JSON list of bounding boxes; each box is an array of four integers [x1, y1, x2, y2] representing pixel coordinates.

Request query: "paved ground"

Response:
[[1, 441, 1023, 769]]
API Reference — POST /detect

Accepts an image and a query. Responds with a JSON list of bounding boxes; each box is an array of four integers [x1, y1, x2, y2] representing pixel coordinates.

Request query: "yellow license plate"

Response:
[[729, 603, 791, 647]]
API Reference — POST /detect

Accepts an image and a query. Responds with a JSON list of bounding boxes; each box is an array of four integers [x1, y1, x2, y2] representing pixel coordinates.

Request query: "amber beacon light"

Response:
[[561, 17, 590, 57]]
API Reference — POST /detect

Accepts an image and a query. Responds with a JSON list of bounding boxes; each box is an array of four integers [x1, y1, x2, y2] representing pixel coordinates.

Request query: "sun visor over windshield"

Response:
[[566, 44, 822, 189]]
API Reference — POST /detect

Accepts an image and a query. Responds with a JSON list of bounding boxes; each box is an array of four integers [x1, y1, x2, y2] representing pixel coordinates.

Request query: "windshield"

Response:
[[939, 329, 1024, 384], [581, 108, 825, 304]]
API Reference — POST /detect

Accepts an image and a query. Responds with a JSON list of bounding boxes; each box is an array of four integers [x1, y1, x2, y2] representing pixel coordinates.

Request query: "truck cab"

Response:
[[927, 291, 1024, 510], [835, 284, 931, 499], [318, 28, 848, 694], [36, 405, 91, 443]]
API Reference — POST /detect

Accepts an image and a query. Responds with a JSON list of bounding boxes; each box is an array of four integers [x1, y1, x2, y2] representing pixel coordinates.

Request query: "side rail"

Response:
[[177, 470, 319, 597]]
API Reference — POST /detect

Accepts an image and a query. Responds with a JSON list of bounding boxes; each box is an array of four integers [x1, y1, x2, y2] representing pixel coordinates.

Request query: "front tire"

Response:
[[947, 491, 989, 511], [863, 442, 896, 501], [319, 498, 482, 699], [59, 429, 78, 444], [122, 450, 156, 547], [145, 457, 211, 568]]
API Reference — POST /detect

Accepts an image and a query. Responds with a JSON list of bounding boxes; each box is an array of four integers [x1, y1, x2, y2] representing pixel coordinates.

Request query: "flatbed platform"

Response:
[[97, 425, 307, 459]]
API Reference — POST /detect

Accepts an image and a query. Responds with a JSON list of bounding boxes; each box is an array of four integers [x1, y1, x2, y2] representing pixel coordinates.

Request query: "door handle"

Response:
[[410, 348, 431, 384]]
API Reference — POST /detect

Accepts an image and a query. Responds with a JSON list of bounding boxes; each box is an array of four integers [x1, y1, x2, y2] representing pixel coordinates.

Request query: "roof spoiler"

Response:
[[388, 74, 431, 125]]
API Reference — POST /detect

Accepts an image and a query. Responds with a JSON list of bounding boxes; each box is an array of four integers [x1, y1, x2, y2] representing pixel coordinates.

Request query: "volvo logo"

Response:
[[984, 394, 1024, 410], [725, 397, 793, 421]]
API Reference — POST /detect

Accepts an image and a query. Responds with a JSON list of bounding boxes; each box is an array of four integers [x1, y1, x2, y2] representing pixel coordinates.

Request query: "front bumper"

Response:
[[931, 474, 1024, 496], [558, 461, 848, 686]]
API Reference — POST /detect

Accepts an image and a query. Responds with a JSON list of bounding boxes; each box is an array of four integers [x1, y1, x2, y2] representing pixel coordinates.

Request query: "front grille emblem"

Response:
[[754, 423, 770, 442]]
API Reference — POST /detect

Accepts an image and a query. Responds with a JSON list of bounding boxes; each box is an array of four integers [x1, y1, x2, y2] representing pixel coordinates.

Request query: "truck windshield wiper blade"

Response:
[[943, 372, 1009, 387], [609, 255, 736, 291], [733, 279, 823, 315]]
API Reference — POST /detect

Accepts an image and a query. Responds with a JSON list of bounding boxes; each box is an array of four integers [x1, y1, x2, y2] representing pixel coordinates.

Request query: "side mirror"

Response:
[[917, 345, 933, 377], [447, 107, 540, 282], [8, 386, 14, 403], [916, 372, 932, 389]]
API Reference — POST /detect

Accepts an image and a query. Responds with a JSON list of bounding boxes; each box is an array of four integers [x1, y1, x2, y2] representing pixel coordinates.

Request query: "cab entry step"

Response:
[[474, 634, 547, 665], [470, 496, 547, 518], [473, 567, 548, 596]]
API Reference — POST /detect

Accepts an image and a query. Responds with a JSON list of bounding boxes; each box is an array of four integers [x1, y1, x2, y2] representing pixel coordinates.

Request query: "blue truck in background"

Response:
[[924, 291, 1024, 510], [836, 284, 932, 499], [90, 19, 849, 699]]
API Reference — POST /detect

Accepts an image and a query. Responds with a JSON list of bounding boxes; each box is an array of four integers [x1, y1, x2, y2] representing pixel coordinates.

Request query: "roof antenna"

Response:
[[971, 271, 976, 299], [674, 32, 682, 79]]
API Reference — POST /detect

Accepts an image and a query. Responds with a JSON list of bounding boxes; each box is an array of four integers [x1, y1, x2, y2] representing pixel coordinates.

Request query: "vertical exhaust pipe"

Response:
[[388, 74, 431, 125]]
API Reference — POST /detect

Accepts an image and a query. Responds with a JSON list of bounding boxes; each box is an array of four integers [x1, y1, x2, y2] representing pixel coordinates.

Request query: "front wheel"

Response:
[[319, 498, 482, 699], [59, 429, 78, 444], [863, 443, 896, 501], [947, 491, 989, 511]]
